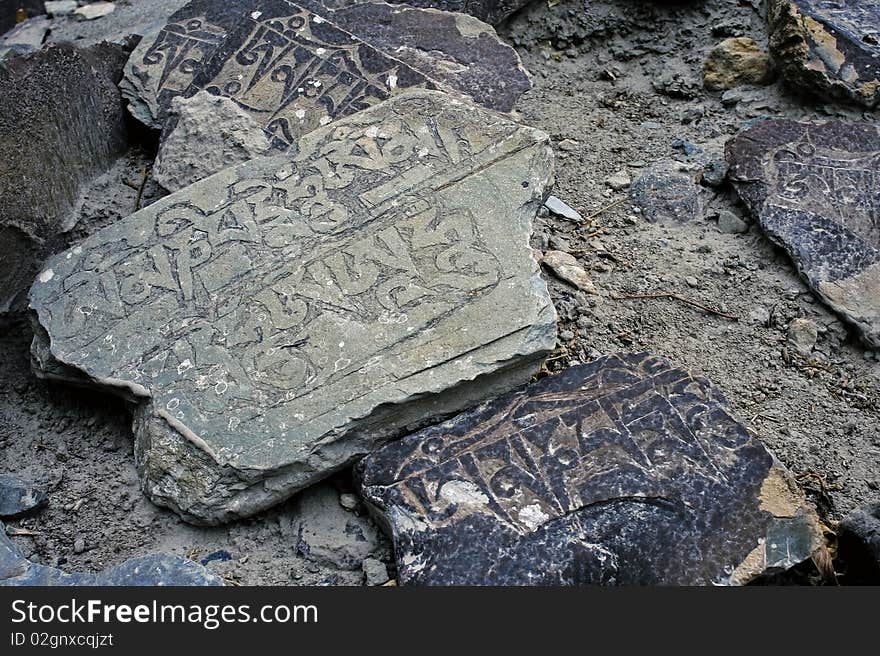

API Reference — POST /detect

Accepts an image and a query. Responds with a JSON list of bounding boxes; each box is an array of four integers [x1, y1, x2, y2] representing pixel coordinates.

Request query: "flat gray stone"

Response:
[[768, 0, 880, 108], [727, 120, 880, 347], [29, 90, 556, 525], [0, 474, 47, 518], [357, 352, 828, 585], [152, 90, 274, 192], [0, 522, 223, 586], [0, 42, 130, 312]]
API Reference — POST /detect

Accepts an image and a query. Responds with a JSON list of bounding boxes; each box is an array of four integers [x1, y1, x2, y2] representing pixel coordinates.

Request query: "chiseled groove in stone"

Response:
[[29, 90, 556, 524]]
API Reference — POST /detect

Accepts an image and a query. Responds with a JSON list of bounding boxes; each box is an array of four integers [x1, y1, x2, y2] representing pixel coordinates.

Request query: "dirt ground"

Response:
[[1, 0, 878, 585]]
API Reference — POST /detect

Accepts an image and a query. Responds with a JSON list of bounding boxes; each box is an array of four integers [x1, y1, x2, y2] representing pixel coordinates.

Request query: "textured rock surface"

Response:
[[768, 0, 880, 108], [837, 502, 880, 583], [727, 120, 880, 347], [630, 160, 703, 224], [122, 0, 528, 135], [703, 37, 773, 91], [187, 0, 435, 150], [119, 0, 249, 128], [153, 91, 274, 192], [289, 484, 383, 570], [316, 2, 530, 113], [357, 352, 827, 586], [0, 474, 47, 518], [541, 250, 597, 293], [338, 0, 531, 26], [29, 90, 556, 525], [0, 522, 223, 586], [0, 42, 130, 312]]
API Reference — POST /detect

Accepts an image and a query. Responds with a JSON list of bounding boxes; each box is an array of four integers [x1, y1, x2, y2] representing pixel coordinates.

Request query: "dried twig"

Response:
[[583, 197, 626, 223], [612, 291, 739, 321], [134, 165, 150, 212]]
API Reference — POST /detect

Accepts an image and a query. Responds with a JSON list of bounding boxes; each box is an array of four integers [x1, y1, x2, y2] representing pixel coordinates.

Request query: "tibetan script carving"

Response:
[[29, 90, 557, 525]]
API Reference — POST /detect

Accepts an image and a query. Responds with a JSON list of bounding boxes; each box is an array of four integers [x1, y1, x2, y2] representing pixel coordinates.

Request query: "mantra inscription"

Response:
[[30, 91, 554, 487]]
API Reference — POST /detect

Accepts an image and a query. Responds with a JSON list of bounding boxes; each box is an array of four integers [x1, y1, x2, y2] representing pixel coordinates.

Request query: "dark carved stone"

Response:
[[188, 0, 434, 150], [314, 2, 530, 113], [629, 160, 703, 224], [120, 0, 256, 128], [357, 352, 826, 586], [768, 0, 880, 108], [29, 90, 556, 525], [0, 42, 130, 313], [0, 521, 223, 586], [727, 119, 880, 346], [123, 0, 529, 138]]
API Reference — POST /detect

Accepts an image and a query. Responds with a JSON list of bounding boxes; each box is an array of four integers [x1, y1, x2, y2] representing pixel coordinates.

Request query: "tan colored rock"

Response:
[[703, 37, 773, 91], [542, 250, 598, 294]]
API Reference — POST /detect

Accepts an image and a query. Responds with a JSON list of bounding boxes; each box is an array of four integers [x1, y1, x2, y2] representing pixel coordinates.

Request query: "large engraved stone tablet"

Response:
[[188, 0, 434, 150], [768, 0, 880, 108], [727, 120, 880, 347], [29, 91, 557, 525], [357, 353, 827, 586]]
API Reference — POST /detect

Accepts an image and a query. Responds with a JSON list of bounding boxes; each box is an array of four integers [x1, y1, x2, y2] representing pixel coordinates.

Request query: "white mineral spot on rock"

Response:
[[38, 269, 54, 283], [439, 480, 490, 507]]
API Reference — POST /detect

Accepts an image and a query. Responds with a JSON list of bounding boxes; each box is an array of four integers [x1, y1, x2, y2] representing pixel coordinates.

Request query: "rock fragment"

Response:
[[727, 120, 880, 346], [837, 502, 880, 583], [152, 91, 273, 192], [0, 17, 50, 59], [0, 474, 47, 518], [0, 522, 223, 586], [290, 484, 383, 570], [29, 90, 557, 525], [45, 1, 78, 17], [544, 195, 582, 221], [716, 210, 749, 234], [362, 557, 389, 585], [787, 318, 818, 356], [542, 251, 598, 294], [768, 0, 880, 108], [357, 352, 828, 586], [0, 42, 130, 312], [74, 3, 116, 21], [703, 37, 773, 91], [630, 160, 703, 224]]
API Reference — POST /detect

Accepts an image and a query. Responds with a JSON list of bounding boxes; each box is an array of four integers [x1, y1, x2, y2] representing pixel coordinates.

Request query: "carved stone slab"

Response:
[[357, 352, 826, 586], [120, 0, 250, 128], [187, 0, 434, 150], [29, 91, 557, 525], [323, 2, 530, 113], [768, 0, 880, 108], [0, 521, 223, 586], [727, 120, 880, 347], [122, 0, 530, 135]]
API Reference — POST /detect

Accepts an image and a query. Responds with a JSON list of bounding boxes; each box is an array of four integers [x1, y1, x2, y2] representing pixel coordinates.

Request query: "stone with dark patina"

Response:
[[768, 0, 880, 108], [357, 352, 827, 586], [727, 119, 880, 347], [29, 90, 556, 525]]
